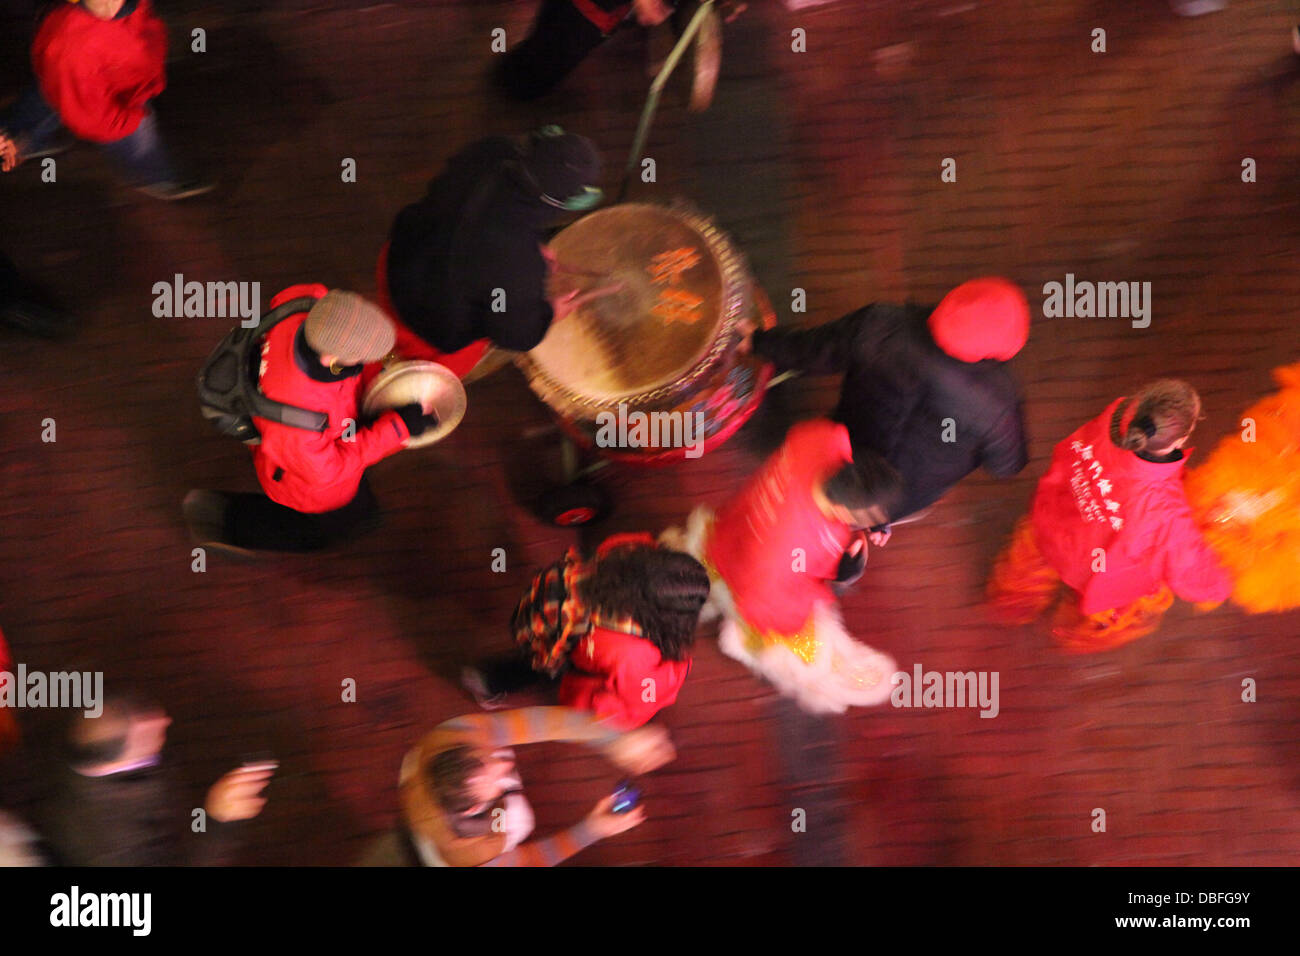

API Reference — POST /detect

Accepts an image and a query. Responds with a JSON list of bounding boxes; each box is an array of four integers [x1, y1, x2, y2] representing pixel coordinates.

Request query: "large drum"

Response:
[[517, 202, 773, 463]]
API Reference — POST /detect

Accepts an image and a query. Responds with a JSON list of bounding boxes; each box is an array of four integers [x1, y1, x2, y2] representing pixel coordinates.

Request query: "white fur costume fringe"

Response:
[[662, 506, 897, 715]]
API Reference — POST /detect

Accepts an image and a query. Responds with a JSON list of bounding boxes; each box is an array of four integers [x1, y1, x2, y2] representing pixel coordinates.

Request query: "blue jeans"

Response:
[[1, 84, 180, 186]]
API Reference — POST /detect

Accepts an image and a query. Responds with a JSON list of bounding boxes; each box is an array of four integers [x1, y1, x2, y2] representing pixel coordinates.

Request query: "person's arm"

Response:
[[419, 706, 625, 756], [560, 665, 655, 730], [479, 818, 604, 867], [980, 402, 1030, 478], [750, 304, 891, 376], [483, 265, 554, 352], [1159, 506, 1234, 606]]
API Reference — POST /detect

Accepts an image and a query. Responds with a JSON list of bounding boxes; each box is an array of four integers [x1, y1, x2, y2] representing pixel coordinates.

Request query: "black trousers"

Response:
[[497, 0, 610, 100], [476, 651, 560, 696], [225, 478, 381, 552]]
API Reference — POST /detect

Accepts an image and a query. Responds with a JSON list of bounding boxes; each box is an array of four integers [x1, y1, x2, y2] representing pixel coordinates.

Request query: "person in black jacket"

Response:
[[39, 697, 273, 866], [743, 277, 1031, 543], [496, 1, 675, 101], [383, 127, 604, 366]]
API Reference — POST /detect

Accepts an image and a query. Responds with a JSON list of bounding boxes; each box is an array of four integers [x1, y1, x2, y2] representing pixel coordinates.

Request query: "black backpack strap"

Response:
[[243, 295, 331, 433]]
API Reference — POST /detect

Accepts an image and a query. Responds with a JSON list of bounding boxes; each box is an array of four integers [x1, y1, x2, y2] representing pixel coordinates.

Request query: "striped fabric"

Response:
[[511, 549, 642, 678]]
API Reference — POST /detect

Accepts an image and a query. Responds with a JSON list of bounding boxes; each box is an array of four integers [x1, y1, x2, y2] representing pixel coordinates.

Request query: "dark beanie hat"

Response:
[[521, 127, 602, 202], [928, 277, 1030, 363]]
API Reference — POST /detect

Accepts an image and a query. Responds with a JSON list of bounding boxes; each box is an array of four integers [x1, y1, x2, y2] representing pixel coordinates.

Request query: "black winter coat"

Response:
[[752, 303, 1028, 518], [386, 137, 556, 354]]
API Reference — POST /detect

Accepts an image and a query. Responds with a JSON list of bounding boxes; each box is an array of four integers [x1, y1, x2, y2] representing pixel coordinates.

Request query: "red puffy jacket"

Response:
[[32, 0, 168, 144], [250, 285, 410, 513], [707, 419, 855, 634], [0, 627, 16, 753], [1030, 398, 1232, 615], [559, 627, 690, 730]]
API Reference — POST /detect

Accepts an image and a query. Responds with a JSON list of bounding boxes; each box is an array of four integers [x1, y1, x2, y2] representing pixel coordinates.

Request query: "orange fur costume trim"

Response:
[[1186, 362, 1300, 614], [987, 517, 1173, 652]]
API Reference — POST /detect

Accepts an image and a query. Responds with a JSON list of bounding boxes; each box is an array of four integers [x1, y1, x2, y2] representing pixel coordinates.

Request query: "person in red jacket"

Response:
[[463, 533, 709, 729], [663, 419, 903, 714], [184, 286, 439, 554], [988, 379, 1233, 652], [0, 0, 209, 199], [0, 627, 17, 757]]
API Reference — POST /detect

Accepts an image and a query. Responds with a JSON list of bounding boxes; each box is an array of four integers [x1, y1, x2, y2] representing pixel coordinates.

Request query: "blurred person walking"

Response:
[[742, 277, 1030, 545], [496, 0, 675, 101], [463, 532, 709, 728], [185, 285, 438, 555], [663, 419, 903, 714], [0, 627, 16, 757], [987, 380, 1232, 652], [0, 0, 210, 199], [399, 705, 675, 866], [40, 697, 273, 865]]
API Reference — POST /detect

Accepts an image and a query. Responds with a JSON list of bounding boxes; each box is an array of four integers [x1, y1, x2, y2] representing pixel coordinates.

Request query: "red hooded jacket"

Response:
[[0, 627, 16, 753], [559, 627, 690, 730], [250, 285, 410, 513], [706, 419, 855, 634], [1030, 398, 1232, 614], [32, 0, 168, 144], [553, 532, 692, 729]]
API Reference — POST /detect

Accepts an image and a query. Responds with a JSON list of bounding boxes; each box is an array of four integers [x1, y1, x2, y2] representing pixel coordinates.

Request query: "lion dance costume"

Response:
[[662, 419, 896, 713], [1185, 362, 1300, 614], [987, 397, 1232, 652]]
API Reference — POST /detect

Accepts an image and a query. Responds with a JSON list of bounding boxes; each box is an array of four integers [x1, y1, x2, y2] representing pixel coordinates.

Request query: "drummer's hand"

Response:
[[394, 402, 437, 440], [721, 1, 748, 23], [540, 243, 558, 270], [633, 0, 673, 26], [551, 288, 581, 322], [867, 528, 891, 548]]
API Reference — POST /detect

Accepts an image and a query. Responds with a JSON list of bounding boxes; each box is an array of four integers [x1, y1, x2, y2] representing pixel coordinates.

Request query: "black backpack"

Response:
[[197, 296, 330, 445]]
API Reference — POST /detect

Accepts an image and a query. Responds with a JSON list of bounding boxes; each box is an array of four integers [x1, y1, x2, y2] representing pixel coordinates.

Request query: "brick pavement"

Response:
[[0, 0, 1298, 865]]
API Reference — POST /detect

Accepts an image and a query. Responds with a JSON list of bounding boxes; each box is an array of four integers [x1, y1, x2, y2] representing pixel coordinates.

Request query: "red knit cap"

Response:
[[927, 277, 1029, 363]]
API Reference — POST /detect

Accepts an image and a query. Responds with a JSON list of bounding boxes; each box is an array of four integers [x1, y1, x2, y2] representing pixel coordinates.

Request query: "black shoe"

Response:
[[0, 297, 76, 339], [183, 490, 259, 560], [22, 133, 75, 162], [137, 179, 216, 201], [461, 668, 509, 711]]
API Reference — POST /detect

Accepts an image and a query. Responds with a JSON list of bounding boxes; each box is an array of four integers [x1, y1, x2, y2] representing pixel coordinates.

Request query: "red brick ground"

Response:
[[0, 0, 1298, 865]]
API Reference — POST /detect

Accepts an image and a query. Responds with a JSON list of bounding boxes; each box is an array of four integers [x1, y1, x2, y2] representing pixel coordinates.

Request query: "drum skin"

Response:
[[517, 203, 774, 463]]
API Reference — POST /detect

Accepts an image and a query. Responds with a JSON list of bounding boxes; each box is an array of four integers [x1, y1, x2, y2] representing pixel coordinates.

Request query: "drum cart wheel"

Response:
[[539, 481, 612, 527], [538, 436, 612, 527]]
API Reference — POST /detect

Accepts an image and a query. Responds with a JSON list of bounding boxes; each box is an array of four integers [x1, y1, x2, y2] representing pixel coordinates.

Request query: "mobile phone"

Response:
[[611, 780, 640, 814], [239, 751, 279, 773]]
